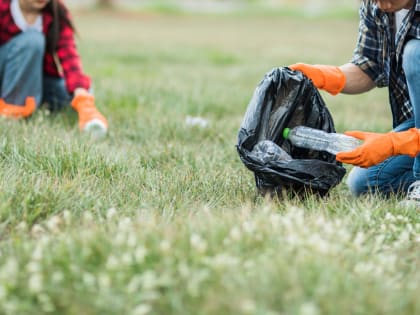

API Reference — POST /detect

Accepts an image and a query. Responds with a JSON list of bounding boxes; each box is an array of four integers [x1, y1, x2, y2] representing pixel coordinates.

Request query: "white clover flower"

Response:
[[62, 210, 72, 225], [127, 233, 137, 248], [32, 245, 43, 261], [51, 272, 64, 284], [106, 208, 117, 220], [16, 221, 28, 232], [159, 240, 171, 253], [240, 299, 257, 314], [205, 253, 239, 270], [82, 273, 96, 287], [28, 273, 43, 293], [106, 255, 120, 270], [385, 212, 396, 222], [118, 217, 132, 231], [31, 224, 46, 237], [398, 230, 410, 243], [299, 302, 320, 315], [141, 271, 158, 290], [269, 213, 282, 228], [242, 221, 256, 234], [229, 227, 242, 241], [98, 274, 111, 289], [190, 234, 207, 253], [0, 285, 7, 300], [46, 215, 63, 233], [0, 258, 18, 281], [353, 231, 365, 248], [26, 261, 41, 273], [38, 293, 55, 313], [131, 304, 152, 315], [82, 211, 94, 223], [127, 276, 142, 293], [354, 262, 375, 275], [134, 246, 147, 264], [121, 253, 133, 266]]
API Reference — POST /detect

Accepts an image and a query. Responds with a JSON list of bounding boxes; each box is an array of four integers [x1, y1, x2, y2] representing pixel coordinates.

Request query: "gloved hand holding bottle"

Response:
[[336, 129, 420, 168]]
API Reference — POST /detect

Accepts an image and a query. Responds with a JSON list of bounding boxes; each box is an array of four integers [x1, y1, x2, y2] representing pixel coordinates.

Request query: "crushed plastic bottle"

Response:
[[283, 126, 361, 155], [251, 140, 292, 163]]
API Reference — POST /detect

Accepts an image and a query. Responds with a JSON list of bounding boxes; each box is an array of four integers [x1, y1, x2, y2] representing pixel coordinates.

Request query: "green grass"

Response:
[[0, 10, 418, 315]]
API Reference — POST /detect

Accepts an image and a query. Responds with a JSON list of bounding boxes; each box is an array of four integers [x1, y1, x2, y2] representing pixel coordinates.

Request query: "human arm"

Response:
[[288, 62, 375, 95], [335, 129, 420, 168]]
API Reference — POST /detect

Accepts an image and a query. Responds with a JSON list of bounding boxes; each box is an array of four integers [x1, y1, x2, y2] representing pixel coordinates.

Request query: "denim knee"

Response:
[[346, 167, 369, 197], [12, 30, 45, 58]]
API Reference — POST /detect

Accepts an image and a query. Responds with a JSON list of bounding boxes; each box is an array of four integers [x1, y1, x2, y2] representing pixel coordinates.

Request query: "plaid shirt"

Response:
[[0, 0, 90, 94], [352, 0, 420, 127]]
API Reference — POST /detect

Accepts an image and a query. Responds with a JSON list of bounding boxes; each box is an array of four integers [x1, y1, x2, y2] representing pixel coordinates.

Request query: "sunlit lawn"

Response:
[[0, 9, 417, 315]]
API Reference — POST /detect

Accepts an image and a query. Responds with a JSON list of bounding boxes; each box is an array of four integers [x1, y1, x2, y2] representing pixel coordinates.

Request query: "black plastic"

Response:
[[237, 67, 346, 197]]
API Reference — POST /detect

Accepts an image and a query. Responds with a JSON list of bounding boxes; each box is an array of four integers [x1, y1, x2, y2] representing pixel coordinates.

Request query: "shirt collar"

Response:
[[10, 0, 43, 32]]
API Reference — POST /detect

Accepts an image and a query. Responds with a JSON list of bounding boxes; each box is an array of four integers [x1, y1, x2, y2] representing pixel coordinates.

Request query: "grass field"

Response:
[[0, 9, 418, 315]]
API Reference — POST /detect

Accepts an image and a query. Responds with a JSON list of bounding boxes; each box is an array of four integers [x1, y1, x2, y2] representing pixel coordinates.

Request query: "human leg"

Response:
[[402, 38, 420, 178], [346, 118, 416, 196], [0, 30, 45, 106], [42, 76, 72, 111]]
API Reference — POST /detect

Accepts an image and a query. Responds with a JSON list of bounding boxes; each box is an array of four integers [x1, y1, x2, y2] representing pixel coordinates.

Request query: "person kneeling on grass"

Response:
[[288, 0, 420, 206], [0, 0, 108, 136]]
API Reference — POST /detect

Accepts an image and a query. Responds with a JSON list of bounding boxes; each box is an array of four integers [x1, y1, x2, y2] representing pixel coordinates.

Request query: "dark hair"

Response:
[[45, 0, 75, 54]]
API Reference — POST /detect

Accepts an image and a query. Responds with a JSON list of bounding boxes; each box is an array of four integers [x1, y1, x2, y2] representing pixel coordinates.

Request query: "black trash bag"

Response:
[[236, 67, 346, 197]]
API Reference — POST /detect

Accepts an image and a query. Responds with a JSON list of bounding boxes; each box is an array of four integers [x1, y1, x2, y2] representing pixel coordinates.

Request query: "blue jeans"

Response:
[[0, 30, 71, 109], [347, 39, 420, 196]]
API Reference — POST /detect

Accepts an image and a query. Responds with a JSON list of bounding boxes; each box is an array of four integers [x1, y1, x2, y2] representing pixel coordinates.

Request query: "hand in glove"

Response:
[[336, 129, 420, 168], [71, 94, 108, 137], [288, 63, 346, 95]]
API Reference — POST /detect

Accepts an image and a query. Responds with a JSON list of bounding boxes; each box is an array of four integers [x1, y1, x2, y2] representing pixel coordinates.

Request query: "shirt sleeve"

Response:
[[56, 21, 91, 94], [351, 1, 388, 87]]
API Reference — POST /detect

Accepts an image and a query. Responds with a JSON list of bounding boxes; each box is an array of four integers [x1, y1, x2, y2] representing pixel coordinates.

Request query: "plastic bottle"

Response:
[[283, 126, 361, 155], [251, 140, 292, 163]]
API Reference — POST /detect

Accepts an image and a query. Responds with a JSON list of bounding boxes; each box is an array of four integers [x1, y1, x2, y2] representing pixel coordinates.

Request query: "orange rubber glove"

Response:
[[289, 63, 346, 95], [0, 97, 36, 118], [71, 94, 108, 134], [336, 129, 420, 168]]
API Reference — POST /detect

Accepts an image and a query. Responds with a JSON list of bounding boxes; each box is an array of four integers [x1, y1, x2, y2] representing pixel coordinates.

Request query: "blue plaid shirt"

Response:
[[352, 0, 420, 127]]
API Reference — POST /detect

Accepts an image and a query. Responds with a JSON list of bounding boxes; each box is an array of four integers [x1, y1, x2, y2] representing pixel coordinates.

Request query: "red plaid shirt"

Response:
[[0, 0, 90, 94]]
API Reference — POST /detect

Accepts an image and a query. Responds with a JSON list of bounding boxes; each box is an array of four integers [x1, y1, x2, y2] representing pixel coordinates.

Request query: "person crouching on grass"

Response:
[[289, 0, 420, 207], [0, 0, 108, 136]]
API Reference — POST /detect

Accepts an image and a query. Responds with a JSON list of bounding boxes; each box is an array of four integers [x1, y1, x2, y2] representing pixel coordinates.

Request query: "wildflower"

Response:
[[46, 215, 63, 233], [134, 246, 147, 264], [62, 210, 72, 225], [159, 240, 171, 254], [51, 272, 64, 284], [240, 299, 257, 314], [0, 285, 7, 300], [299, 302, 320, 315], [190, 234, 208, 253], [28, 273, 43, 293], [131, 304, 152, 315], [31, 224, 46, 237], [98, 274, 111, 289], [106, 208, 117, 220], [229, 227, 242, 242]]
